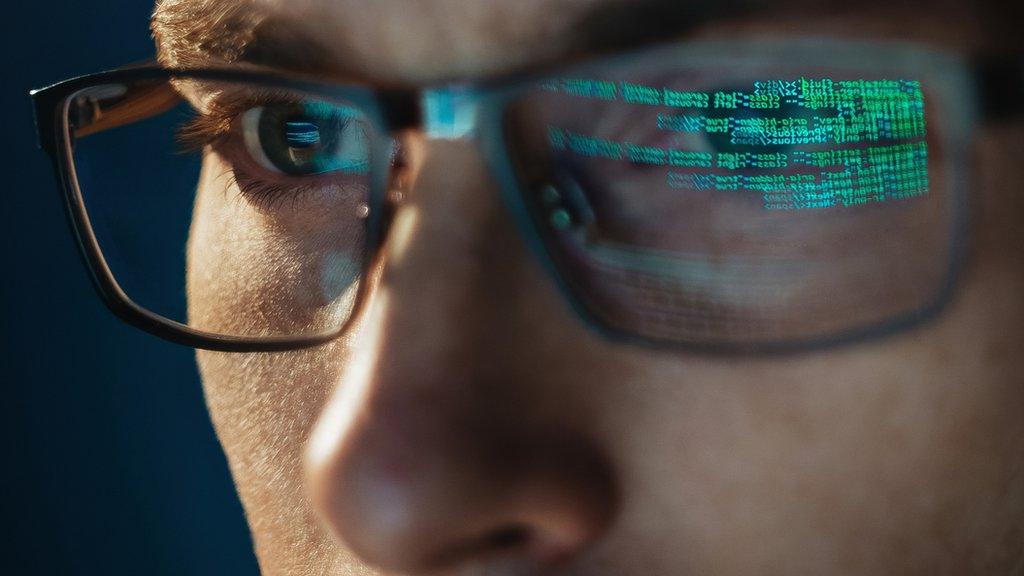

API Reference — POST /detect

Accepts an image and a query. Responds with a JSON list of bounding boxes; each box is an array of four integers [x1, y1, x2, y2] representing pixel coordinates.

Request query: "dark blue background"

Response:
[[3, 2, 259, 574]]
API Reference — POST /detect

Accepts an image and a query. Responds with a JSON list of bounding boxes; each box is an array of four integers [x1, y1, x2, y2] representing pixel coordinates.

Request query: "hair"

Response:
[[151, 0, 1022, 71], [151, 0, 266, 68]]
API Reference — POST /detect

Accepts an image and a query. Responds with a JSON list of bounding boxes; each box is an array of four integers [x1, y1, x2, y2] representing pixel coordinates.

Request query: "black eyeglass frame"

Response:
[[32, 66, 417, 351], [30, 38, 1024, 354]]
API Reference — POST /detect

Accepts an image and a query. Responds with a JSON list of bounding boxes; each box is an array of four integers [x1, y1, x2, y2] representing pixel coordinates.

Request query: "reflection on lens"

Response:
[[505, 50, 957, 347]]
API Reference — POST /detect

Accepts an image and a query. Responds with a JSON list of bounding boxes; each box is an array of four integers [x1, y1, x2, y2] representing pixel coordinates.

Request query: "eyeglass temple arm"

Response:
[[30, 57, 178, 154], [69, 81, 181, 138], [72, 58, 183, 138]]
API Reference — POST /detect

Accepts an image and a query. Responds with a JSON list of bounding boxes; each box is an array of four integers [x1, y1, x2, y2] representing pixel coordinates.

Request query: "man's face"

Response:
[[152, 0, 1024, 574]]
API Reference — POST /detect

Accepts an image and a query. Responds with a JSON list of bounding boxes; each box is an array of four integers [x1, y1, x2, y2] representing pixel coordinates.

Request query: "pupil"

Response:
[[285, 120, 321, 149], [252, 102, 368, 176]]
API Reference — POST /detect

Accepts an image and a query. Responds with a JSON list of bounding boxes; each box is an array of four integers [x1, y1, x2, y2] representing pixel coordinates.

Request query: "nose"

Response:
[[304, 140, 618, 574]]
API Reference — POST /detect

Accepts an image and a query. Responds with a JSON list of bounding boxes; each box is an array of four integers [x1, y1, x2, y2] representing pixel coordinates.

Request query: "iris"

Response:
[[242, 101, 370, 176]]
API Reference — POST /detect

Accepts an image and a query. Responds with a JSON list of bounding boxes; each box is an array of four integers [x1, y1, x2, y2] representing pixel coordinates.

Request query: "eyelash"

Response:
[[177, 95, 349, 210]]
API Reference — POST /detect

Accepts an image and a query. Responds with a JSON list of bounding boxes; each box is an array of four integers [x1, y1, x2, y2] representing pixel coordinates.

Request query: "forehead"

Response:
[[154, 0, 604, 82], [152, 0, 980, 85], [276, 0, 605, 80], [153, 0, 791, 83]]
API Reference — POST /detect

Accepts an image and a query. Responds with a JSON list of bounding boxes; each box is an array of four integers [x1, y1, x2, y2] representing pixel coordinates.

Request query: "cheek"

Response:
[[588, 243, 1024, 570], [185, 154, 373, 569], [195, 342, 357, 573], [185, 155, 364, 338]]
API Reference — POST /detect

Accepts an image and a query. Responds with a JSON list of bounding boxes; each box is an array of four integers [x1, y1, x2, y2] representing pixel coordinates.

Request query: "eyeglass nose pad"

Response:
[[378, 136, 419, 242], [538, 169, 597, 241]]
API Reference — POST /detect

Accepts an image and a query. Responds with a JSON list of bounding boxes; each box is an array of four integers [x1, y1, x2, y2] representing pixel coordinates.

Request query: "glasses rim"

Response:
[[34, 67, 402, 352], [30, 37, 1012, 354], [476, 37, 986, 354]]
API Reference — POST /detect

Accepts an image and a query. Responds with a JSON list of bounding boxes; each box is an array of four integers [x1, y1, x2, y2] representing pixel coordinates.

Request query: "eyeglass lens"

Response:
[[67, 78, 375, 339], [502, 52, 956, 347]]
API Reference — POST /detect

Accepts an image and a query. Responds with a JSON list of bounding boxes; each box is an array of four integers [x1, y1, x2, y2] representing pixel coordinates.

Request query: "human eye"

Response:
[[179, 89, 373, 209], [239, 101, 370, 177]]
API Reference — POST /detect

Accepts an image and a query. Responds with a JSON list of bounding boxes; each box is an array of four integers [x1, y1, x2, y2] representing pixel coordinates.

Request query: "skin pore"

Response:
[[152, 0, 1024, 574]]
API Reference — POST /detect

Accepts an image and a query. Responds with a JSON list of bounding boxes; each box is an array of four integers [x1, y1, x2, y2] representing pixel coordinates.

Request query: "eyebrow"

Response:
[[152, 0, 775, 83]]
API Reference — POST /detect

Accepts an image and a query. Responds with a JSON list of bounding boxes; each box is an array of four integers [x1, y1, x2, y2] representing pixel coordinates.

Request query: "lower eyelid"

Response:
[[207, 141, 367, 211]]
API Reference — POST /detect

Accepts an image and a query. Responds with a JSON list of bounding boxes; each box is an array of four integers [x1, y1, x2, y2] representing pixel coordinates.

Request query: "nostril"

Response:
[[468, 523, 581, 569], [487, 525, 531, 550], [425, 525, 534, 570], [306, 393, 618, 575]]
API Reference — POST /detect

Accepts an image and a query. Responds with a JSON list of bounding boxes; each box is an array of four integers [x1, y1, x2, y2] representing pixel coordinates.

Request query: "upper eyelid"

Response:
[[176, 89, 307, 152]]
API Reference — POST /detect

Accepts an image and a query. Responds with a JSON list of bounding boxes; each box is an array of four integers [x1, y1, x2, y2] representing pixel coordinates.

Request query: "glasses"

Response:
[[30, 37, 1015, 353]]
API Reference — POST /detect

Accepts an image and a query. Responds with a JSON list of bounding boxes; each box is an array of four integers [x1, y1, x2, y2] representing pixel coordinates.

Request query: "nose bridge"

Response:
[[376, 130, 539, 365], [370, 123, 611, 397], [303, 133, 619, 574]]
